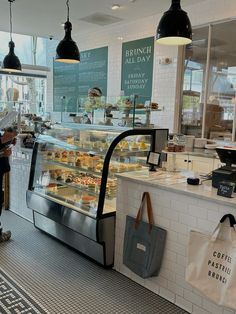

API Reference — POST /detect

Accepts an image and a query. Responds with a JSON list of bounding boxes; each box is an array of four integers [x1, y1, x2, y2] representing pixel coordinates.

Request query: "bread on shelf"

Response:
[[118, 164, 127, 172], [68, 151, 76, 164], [114, 143, 122, 151], [61, 151, 68, 163], [109, 164, 119, 173], [139, 141, 147, 150], [66, 137, 74, 144], [46, 151, 54, 160], [120, 140, 129, 150], [129, 142, 139, 151], [47, 183, 57, 192], [95, 163, 103, 172], [54, 151, 61, 162]]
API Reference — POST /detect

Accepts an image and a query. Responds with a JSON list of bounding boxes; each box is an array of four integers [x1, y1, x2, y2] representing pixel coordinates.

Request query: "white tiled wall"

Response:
[[46, 0, 236, 132], [114, 178, 236, 314], [9, 146, 33, 222]]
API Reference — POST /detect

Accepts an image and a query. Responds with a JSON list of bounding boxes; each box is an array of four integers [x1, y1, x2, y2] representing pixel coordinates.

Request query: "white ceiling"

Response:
[[0, 0, 208, 40]]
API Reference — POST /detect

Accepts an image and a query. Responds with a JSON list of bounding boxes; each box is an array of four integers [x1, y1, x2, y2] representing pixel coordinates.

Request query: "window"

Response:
[[0, 31, 47, 66], [0, 75, 46, 116], [0, 32, 48, 116], [180, 20, 236, 141]]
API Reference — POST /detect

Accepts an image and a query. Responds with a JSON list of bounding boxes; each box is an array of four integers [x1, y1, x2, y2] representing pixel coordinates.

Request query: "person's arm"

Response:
[[0, 131, 17, 144], [0, 147, 12, 158]]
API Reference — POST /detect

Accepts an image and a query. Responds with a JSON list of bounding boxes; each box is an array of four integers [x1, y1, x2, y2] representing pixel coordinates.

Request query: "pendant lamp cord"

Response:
[[9, 0, 13, 41], [66, 0, 70, 21]]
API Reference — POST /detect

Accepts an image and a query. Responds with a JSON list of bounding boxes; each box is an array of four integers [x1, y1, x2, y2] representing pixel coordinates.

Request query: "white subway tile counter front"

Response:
[[114, 170, 236, 314]]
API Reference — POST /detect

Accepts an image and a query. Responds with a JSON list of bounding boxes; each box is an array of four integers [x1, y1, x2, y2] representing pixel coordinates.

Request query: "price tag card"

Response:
[[147, 152, 160, 166], [217, 181, 235, 198]]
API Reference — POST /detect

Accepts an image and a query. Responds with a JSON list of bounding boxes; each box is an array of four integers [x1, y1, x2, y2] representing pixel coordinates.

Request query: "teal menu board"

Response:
[[53, 62, 79, 112], [53, 46, 108, 112], [78, 47, 108, 97], [121, 37, 154, 102]]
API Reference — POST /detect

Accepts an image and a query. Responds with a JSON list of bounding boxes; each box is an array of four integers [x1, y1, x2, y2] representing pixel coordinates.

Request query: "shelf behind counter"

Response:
[[164, 147, 221, 174], [164, 147, 218, 158]]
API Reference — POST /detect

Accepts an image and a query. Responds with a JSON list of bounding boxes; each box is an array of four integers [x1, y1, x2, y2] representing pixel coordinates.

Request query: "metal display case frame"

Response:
[[26, 124, 168, 266]]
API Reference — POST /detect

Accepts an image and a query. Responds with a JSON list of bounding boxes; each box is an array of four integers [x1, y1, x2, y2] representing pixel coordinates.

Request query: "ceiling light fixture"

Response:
[[2, 0, 22, 72], [55, 0, 80, 64], [111, 4, 121, 10], [156, 0, 192, 45]]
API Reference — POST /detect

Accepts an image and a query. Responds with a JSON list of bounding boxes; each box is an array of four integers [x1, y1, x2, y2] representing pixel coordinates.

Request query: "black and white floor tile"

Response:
[[0, 210, 189, 314], [0, 269, 48, 314]]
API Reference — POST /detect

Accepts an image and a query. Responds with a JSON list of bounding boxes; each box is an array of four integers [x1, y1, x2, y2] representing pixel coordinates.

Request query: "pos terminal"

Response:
[[212, 147, 236, 189]]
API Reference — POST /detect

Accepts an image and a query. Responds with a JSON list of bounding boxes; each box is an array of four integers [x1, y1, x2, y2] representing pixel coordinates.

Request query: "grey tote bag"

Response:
[[123, 192, 167, 278]]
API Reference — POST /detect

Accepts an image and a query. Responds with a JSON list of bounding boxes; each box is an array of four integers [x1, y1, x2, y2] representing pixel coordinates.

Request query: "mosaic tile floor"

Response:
[[0, 269, 48, 314], [0, 210, 189, 314]]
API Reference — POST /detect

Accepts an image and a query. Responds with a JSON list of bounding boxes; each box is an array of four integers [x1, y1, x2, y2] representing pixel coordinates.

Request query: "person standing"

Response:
[[83, 87, 103, 124], [88, 87, 102, 98], [0, 129, 16, 242]]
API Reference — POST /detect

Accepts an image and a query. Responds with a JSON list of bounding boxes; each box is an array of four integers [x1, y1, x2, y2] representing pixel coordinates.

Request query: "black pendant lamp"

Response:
[[156, 0, 192, 45], [55, 0, 80, 63], [2, 0, 22, 72]]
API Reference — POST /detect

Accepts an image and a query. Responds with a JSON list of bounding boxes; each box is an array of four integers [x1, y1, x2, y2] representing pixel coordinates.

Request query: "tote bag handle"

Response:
[[211, 214, 236, 244], [135, 192, 154, 233], [220, 214, 236, 227]]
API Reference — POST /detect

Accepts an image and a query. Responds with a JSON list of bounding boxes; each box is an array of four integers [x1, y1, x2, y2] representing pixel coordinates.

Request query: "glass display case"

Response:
[[27, 123, 168, 266], [60, 95, 161, 129]]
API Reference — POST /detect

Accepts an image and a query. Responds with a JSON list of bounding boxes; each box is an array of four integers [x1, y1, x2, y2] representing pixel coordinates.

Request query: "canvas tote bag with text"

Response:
[[186, 214, 236, 310]]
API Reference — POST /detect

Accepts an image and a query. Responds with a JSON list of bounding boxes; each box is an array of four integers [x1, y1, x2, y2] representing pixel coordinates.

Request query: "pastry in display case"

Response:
[[27, 123, 168, 266], [68, 95, 162, 129]]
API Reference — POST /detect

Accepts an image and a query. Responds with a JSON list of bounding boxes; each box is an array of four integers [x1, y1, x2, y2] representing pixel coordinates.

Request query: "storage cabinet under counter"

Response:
[[27, 124, 166, 266]]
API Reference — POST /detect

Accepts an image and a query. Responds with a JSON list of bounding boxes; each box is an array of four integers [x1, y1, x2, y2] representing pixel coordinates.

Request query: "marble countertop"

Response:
[[116, 170, 236, 207], [163, 148, 218, 159]]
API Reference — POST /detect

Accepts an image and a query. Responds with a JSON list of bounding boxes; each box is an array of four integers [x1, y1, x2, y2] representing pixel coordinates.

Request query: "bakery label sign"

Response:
[[121, 37, 154, 102]]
